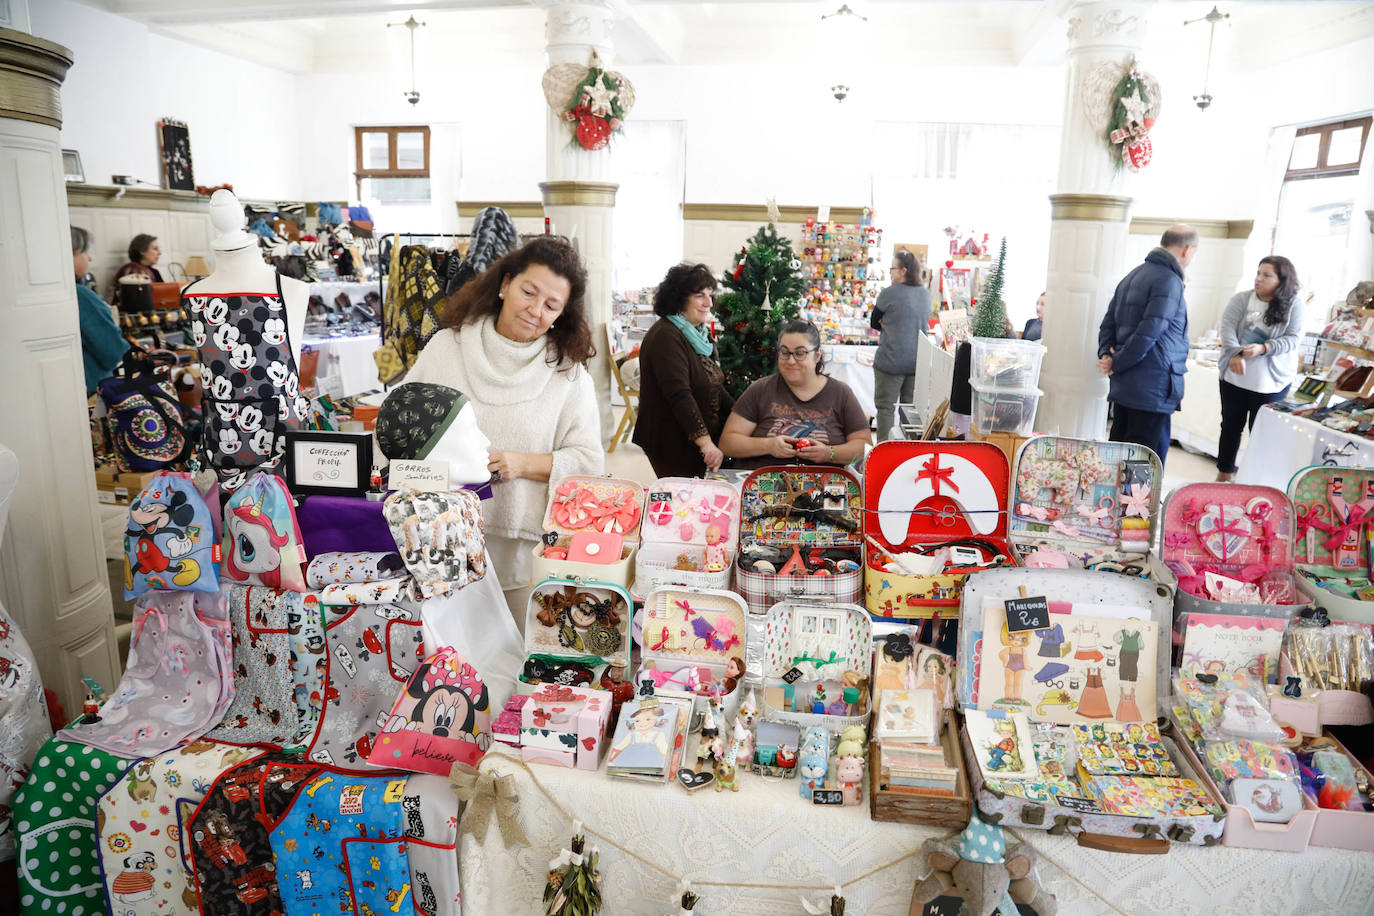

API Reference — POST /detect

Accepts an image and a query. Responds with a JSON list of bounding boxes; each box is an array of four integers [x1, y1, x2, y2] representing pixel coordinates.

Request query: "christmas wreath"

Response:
[[1105, 59, 1160, 172], [541, 51, 636, 153]]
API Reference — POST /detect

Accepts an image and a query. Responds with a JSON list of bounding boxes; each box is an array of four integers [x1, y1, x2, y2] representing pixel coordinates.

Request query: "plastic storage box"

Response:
[[970, 383, 1042, 436], [970, 337, 1047, 390]]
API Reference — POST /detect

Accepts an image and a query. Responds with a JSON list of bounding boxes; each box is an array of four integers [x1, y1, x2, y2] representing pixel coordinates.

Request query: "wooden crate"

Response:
[[969, 429, 1034, 472], [869, 709, 971, 828]]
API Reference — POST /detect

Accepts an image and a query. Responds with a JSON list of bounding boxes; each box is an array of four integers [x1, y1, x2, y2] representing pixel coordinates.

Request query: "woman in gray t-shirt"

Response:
[[870, 249, 932, 441]]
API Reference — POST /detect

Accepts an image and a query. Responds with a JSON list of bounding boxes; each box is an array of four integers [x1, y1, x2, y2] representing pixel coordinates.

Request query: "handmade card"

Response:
[[979, 601, 1157, 726], [873, 688, 937, 743], [1180, 613, 1286, 684], [965, 709, 1039, 781]]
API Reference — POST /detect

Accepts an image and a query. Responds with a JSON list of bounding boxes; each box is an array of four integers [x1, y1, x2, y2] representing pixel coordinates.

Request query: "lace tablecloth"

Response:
[[459, 753, 1374, 915]]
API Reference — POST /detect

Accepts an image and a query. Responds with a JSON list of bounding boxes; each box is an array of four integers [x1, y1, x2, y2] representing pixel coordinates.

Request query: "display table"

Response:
[[1174, 360, 1222, 458], [1236, 405, 1374, 489], [458, 753, 1374, 915], [822, 343, 877, 418], [302, 332, 381, 398]]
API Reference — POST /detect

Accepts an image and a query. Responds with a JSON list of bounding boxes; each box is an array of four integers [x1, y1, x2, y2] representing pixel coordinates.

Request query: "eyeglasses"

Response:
[[778, 347, 817, 361]]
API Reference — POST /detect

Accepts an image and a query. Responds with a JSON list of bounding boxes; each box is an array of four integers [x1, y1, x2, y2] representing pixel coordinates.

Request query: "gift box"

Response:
[[492, 694, 529, 748], [863, 441, 1013, 619], [519, 684, 613, 771]]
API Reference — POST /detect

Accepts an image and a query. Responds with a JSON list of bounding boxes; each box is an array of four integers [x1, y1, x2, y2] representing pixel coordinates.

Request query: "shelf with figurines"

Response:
[[798, 210, 883, 342]]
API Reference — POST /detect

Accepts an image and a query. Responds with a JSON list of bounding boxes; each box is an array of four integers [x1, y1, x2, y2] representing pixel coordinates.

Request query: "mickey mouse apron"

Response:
[[185, 277, 308, 490]]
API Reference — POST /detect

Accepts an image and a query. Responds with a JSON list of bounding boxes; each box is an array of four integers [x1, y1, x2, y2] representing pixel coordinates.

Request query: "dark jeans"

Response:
[[1109, 404, 1172, 465], [1216, 379, 1290, 473]]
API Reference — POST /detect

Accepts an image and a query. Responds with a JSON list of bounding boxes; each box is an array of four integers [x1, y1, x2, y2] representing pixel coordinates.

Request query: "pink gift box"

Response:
[[519, 685, 613, 771], [521, 746, 577, 768], [493, 694, 530, 745]]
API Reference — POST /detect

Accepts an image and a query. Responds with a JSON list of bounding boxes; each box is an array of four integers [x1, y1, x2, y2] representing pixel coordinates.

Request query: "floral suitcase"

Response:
[[635, 585, 748, 720], [1287, 464, 1374, 624], [1161, 483, 1305, 627], [634, 477, 741, 593], [955, 567, 1224, 847], [15, 738, 130, 916], [863, 441, 1012, 619]]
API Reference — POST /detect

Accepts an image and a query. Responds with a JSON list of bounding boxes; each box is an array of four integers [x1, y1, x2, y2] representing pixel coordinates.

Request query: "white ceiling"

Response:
[[73, 0, 1374, 74]]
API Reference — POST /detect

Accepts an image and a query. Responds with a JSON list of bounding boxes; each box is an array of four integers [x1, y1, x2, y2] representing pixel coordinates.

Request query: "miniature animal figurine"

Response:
[[908, 813, 1057, 916], [836, 755, 863, 805], [798, 751, 828, 799], [714, 759, 739, 792], [839, 724, 867, 752], [801, 725, 829, 757]]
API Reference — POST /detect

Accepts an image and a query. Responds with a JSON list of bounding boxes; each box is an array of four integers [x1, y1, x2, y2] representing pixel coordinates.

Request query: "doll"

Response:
[[836, 754, 863, 806], [703, 524, 728, 573], [722, 656, 745, 696], [840, 670, 870, 713]]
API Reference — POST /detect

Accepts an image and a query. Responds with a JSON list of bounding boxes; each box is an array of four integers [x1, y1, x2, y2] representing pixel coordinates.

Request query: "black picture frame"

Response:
[[284, 430, 373, 497]]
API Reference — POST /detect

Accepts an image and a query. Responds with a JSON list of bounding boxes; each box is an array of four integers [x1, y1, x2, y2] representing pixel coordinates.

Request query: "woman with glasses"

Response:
[[634, 263, 733, 477], [720, 319, 872, 470], [871, 248, 931, 442]]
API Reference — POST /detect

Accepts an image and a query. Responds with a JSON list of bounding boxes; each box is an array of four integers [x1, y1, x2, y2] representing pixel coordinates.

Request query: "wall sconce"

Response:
[[1184, 5, 1229, 111]]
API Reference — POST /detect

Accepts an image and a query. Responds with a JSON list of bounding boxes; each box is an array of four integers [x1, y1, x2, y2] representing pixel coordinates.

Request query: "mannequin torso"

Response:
[[187, 244, 307, 369]]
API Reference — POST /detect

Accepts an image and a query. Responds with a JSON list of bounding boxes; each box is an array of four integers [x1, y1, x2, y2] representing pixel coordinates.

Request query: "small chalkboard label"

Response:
[[1004, 596, 1050, 633], [782, 667, 804, 684], [923, 899, 1034, 916], [811, 789, 844, 805], [649, 491, 672, 504], [1056, 795, 1101, 813], [541, 531, 559, 546]]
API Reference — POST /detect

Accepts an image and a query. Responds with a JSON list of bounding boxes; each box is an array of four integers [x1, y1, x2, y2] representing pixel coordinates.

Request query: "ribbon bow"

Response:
[[1210, 515, 1250, 563], [1122, 483, 1151, 518], [917, 456, 958, 495], [1051, 519, 1081, 539], [450, 764, 528, 848], [1016, 502, 1053, 522]]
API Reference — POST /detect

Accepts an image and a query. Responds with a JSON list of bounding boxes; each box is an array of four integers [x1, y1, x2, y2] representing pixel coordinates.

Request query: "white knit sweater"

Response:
[[405, 318, 604, 549]]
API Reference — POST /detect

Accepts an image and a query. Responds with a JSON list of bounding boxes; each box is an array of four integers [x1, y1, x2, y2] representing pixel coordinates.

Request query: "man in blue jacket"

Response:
[[1096, 225, 1199, 465]]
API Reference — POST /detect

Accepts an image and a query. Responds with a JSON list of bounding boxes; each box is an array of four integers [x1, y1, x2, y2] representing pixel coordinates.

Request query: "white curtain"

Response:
[[613, 119, 686, 291], [873, 121, 1060, 327]]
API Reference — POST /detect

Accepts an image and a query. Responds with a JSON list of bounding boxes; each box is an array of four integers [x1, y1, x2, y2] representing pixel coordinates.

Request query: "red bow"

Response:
[[1210, 516, 1249, 562], [1299, 503, 1369, 553], [649, 627, 670, 652], [918, 456, 958, 495]]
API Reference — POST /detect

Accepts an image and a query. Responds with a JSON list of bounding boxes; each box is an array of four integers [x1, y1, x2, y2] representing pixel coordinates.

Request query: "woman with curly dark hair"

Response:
[[633, 262, 734, 477], [1215, 255, 1304, 480], [406, 236, 603, 616]]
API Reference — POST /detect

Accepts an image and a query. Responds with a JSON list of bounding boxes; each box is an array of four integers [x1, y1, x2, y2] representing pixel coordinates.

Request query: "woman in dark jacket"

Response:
[[633, 263, 733, 477]]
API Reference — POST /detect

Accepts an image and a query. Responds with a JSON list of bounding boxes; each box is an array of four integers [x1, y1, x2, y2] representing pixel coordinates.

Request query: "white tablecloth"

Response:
[[1236, 406, 1374, 489], [459, 753, 1374, 916], [822, 339, 955, 432], [302, 333, 382, 398], [823, 344, 877, 418], [1174, 361, 1222, 458]]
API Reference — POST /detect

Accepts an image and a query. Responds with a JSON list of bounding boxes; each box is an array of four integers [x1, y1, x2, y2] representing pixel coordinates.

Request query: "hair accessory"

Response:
[[1015, 502, 1059, 522], [648, 500, 673, 526], [1121, 483, 1151, 518]]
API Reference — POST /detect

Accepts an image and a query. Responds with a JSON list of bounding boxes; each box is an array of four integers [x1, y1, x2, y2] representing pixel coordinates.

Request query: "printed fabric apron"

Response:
[[269, 770, 412, 916], [394, 772, 462, 916], [0, 603, 53, 864], [205, 586, 326, 748], [97, 741, 264, 916], [188, 754, 319, 915], [14, 738, 130, 916], [185, 276, 308, 490], [58, 589, 233, 757], [303, 601, 425, 770]]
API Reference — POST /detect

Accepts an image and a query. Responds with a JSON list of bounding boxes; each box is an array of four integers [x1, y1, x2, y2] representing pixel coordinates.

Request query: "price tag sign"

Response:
[[649, 491, 672, 504], [389, 459, 451, 493], [1056, 795, 1101, 814], [541, 531, 560, 547], [1004, 596, 1050, 633], [811, 788, 844, 806], [782, 667, 804, 685]]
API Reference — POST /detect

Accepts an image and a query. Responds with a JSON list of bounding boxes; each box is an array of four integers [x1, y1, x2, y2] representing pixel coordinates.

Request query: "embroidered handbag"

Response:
[[123, 472, 219, 599], [223, 472, 308, 592], [98, 370, 189, 472]]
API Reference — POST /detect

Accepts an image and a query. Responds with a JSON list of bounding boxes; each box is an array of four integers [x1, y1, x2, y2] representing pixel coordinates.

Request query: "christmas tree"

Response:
[[713, 223, 803, 397], [544, 825, 602, 916], [969, 237, 1010, 339]]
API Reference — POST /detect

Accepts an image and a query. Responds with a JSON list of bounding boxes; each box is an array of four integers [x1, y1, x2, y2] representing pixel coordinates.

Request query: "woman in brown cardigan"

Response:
[[633, 263, 733, 477]]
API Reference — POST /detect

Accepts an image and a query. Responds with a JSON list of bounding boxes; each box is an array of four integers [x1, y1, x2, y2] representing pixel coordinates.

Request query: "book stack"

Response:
[[879, 741, 960, 796]]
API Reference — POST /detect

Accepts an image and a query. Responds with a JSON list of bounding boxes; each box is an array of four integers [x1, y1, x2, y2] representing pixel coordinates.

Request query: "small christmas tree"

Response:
[[544, 824, 602, 916], [714, 222, 804, 397], [969, 237, 1010, 339]]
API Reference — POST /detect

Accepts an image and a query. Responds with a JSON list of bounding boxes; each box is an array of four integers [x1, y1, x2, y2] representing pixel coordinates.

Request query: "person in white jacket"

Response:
[[406, 236, 604, 626], [1215, 255, 1303, 480]]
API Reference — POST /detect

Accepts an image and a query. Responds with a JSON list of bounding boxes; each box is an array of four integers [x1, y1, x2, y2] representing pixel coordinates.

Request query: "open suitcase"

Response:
[[863, 441, 1012, 619], [530, 475, 645, 589], [519, 577, 633, 694], [634, 477, 741, 594], [635, 585, 749, 720], [1287, 464, 1374, 624], [956, 567, 1226, 849]]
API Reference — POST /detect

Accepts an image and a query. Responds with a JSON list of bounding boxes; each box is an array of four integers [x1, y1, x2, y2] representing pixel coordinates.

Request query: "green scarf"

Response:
[[667, 314, 714, 357]]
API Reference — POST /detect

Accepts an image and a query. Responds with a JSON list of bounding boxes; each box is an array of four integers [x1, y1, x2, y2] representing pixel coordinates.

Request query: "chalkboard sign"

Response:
[[1004, 595, 1050, 633], [541, 531, 560, 546], [811, 788, 844, 805], [649, 491, 672, 504], [782, 666, 804, 684], [922, 896, 1038, 916], [1055, 795, 1101, 813]]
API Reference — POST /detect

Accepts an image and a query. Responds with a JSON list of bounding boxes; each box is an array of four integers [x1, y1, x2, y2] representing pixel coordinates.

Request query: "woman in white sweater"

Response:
[[1215, 255, 1303, 480], [406, 236, 604, 624]]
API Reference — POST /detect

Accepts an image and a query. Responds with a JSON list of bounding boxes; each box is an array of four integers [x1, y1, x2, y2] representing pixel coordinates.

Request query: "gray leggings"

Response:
[[874, 369, 915, 442]]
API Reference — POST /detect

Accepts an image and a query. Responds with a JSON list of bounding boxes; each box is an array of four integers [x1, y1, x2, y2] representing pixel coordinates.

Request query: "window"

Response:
[[1285, 116, 1371, 181], [354, 126, 431, 200]]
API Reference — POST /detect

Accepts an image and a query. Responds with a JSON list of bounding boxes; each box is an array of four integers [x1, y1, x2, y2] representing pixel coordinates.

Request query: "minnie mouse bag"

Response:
[[124, 472, 219, 599], [367, 647, 491, 774], [223, 472, 307, 592]]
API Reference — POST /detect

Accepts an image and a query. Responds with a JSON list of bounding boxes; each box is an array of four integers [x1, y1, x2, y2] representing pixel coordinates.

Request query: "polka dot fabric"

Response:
[[14, 738, 130, 916]]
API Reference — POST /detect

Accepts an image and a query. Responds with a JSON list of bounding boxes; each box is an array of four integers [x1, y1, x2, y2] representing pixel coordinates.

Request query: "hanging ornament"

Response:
[[802, 886, 847, 915], [542, 50, 636, 153], [1124, 136, 1153, 172], [788, 258, 802, 271], [668, 881, 699, 915], [1104, 56, 1161, 173], [543, 822, 603, 916]]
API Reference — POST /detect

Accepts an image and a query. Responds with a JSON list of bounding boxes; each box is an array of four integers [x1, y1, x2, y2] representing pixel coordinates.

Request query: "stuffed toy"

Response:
[[908, 813, 1057, 916]]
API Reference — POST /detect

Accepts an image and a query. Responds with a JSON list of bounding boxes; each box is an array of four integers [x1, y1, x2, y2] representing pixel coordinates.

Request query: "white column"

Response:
[[0, 27, 120, 712], [1038, 2, 1148, 439], [538, 1, 618, 445]]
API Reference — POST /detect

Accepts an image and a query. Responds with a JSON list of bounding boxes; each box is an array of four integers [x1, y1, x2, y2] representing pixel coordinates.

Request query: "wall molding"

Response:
[[1129, 216, 1254, 240], [67, 183, 210, 213], [682, 203, 865, 223], [539, 180, 618, 207], [0, 26, 72, 129], [1049, 193, 1133, 223], [457, 200, 544, 219]]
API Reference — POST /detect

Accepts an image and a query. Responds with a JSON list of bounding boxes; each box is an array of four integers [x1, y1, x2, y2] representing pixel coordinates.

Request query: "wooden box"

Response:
[[869, 709, 971, 828], [969, 429, 1033, 473]]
